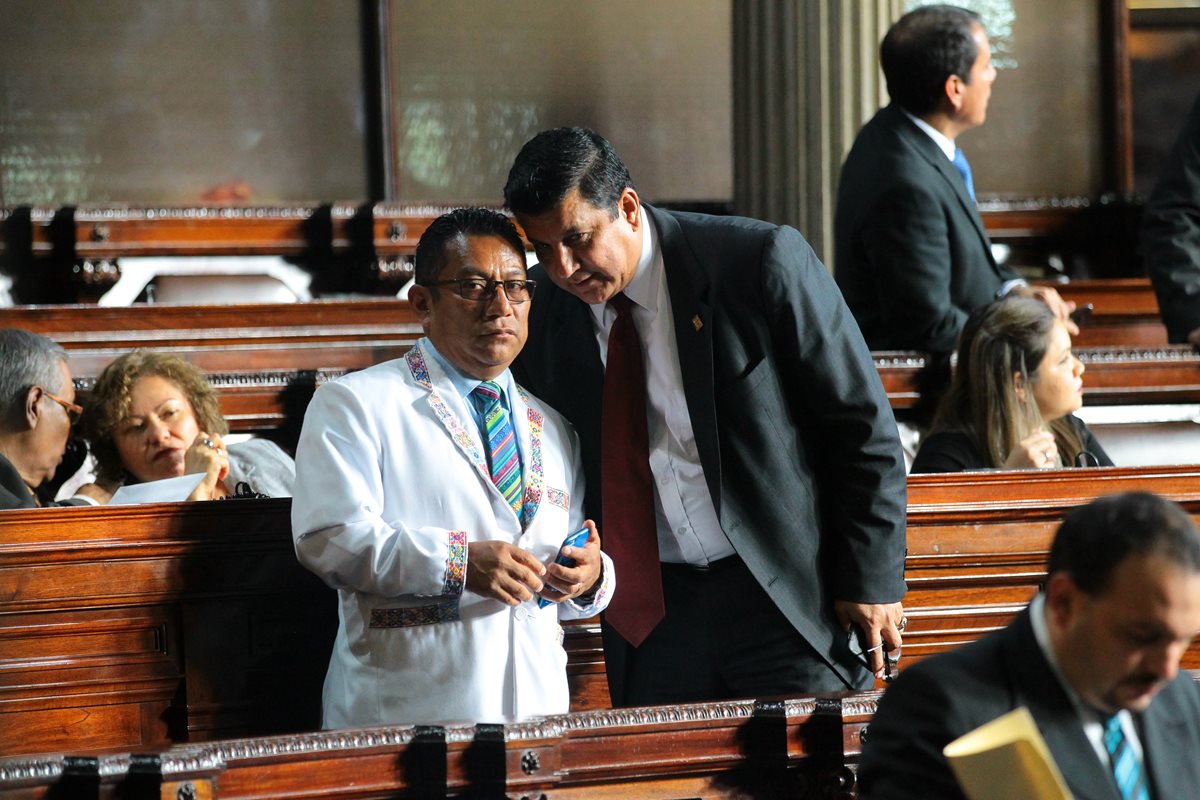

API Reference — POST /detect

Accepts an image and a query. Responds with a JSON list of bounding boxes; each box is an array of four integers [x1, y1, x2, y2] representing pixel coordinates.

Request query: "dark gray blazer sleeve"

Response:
[[762, 225, 908, 600]]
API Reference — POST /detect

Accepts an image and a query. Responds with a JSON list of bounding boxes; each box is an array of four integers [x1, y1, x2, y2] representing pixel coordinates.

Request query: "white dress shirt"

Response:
[[587, 214, 734, 565], [424, 339, 525, 471]]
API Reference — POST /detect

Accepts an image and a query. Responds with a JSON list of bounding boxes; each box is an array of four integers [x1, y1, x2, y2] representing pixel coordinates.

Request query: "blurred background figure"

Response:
[[1142, 90, 1200, 347]]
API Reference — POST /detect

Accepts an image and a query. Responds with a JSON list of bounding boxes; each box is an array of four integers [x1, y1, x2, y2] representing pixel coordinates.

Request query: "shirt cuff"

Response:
[[997, 278, 1028, 299]]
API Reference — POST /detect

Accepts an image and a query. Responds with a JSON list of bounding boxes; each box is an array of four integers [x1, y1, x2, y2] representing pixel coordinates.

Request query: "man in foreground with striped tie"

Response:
[[291, 208, 613, 728], [860, 491, 1200, 799], [834, 4, 1075, 355]]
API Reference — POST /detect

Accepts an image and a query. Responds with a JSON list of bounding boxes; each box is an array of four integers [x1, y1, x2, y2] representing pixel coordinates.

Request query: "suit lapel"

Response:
[[513, 386, 543, 528], [1002, 610, 1119, 800], [404, 341, 495, 493], [889, 106, 998, 273], [1140, 681, 1192, 799], [646, 205, 722, 510]]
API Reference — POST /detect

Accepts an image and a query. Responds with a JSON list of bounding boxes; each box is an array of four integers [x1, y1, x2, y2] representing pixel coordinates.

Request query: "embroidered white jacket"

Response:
[[292, 338, 614, 728]]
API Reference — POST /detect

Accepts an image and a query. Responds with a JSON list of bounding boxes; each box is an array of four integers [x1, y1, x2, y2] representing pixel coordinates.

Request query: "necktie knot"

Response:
[[472, 381, 503, 412], [1102, 712, 1124, 749], [609, 292, 635, 317]]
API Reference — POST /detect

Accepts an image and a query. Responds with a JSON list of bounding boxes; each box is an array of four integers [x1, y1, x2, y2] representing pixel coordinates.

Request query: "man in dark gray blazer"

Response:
[[859, 491, 1200, 800], [834, 4, 1074, 354], [1143, 91, 1200, 346], [506, 127, 907, 707]]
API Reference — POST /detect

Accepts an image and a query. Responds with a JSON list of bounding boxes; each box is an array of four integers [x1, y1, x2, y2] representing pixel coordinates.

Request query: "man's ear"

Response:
[[944, 73, 965, 114], [618, 187, 641, 230], [1043, 571, 1078, 629], [408, 284, 434, 324], [23, 386, 42, 430]]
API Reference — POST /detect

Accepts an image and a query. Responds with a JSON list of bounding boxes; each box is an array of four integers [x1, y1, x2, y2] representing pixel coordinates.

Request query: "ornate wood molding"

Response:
[[0, 757, 65, 782], [74, 205, 317, 222]]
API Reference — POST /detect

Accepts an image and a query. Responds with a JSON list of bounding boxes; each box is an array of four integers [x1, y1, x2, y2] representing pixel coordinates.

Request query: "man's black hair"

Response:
[[413, 207, 526, 286], [1048, 492, 1200, 595], [503, 127, 634, 218], [881, 5, 983, 117]]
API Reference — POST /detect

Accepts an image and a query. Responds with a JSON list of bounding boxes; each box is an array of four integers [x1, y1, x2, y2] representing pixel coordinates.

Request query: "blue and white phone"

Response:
[[538, 527, 590, 608]]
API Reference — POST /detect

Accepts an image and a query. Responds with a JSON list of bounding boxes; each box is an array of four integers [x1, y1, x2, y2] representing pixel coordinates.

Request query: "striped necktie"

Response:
[[1103, 713, 1149, 800], [471, 381, 523, 517], [952, 147, 976, 202]]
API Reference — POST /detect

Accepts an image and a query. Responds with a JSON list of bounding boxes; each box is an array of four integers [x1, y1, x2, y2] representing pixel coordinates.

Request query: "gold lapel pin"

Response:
[[692, 314, 703, 332]]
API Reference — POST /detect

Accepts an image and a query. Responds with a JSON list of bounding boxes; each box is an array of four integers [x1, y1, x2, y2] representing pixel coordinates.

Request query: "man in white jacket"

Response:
[[292, 208, 614, 728]]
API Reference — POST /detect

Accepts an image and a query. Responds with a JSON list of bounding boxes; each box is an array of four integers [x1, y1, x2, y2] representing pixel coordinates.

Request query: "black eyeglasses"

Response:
[[426, 278, 537, 303], [43, 390, 83, 425]]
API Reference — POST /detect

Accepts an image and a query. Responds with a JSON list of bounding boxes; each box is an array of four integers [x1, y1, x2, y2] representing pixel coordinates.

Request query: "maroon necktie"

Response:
[[601, 293, 664, 647]]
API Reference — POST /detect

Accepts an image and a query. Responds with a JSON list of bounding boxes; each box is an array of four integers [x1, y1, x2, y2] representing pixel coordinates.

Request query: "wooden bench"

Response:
[[0, 300, 424, 441], [0, 298, 421, 348], [876, 344, 1200, 410], [7, 465, 1200, 760], [0, 297, 1187, 421], [0, 500, 332, 757], [7, 204, 489, 303], [0, 500, 610, 759], [5, 201, 1143, 303], [0, 694, 874, 799], [1051, 277, 1166, 347], [68, 203, 441, 299], [903, 464, 1200, 670]]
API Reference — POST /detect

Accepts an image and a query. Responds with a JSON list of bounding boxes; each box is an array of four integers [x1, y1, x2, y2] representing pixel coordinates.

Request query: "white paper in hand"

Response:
[[109, 472, 208, 505]]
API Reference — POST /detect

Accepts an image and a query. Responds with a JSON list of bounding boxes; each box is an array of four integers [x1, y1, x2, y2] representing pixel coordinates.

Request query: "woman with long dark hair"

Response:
[[912, 297, 1112, 473]]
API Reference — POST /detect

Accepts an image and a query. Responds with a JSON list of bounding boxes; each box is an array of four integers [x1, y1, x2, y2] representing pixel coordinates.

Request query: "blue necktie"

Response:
[[1103, 713, 1149, 800], [471, 382, 523, 518], [952, 147, 976, 202]]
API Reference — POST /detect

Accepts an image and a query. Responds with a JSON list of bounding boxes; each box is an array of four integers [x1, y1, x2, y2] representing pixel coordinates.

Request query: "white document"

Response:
[[109, 473, 208, 505]]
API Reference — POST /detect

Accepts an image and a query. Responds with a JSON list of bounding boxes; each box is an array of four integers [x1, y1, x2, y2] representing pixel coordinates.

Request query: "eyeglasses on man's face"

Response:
[[43, 390, 83, 425], [426, 278, 537, 303]]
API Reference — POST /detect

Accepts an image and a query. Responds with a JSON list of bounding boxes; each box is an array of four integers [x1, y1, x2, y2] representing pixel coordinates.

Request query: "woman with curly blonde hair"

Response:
[[84, 351, 294, 500]]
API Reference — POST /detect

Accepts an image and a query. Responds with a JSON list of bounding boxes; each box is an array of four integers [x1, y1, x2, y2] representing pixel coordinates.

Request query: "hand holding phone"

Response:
[[538, 527, 590, 608]]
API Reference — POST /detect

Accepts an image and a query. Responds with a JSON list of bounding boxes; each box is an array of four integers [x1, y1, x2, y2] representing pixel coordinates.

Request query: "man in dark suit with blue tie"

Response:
[[834, 4, 1075, 354], [860, 491, 1200, 800], [506, 127, 907, 707]]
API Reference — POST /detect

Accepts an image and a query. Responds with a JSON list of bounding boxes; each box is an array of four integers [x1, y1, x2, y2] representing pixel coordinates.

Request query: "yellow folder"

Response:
[[943, 707, 1073, 800]]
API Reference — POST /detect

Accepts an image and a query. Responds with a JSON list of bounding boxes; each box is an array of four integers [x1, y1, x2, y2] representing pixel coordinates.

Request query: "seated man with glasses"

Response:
[[0, 328, 100, 509], [292, 207, 614, 728]]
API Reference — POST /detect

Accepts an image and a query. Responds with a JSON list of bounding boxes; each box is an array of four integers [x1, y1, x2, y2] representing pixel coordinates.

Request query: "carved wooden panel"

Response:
[[73, 206, 317, 259]]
